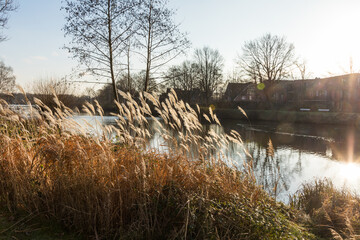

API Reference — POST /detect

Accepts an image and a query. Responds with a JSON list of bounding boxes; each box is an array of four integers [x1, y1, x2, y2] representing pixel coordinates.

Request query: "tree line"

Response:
[[0, 0, 314, 108]]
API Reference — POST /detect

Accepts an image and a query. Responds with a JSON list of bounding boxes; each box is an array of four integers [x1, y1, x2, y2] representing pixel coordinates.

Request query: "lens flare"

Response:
[[340, 162, 360, 182]]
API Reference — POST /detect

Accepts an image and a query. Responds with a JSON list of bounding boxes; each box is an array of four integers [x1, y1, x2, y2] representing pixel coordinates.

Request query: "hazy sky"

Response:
[[1, 0, 360, 91]]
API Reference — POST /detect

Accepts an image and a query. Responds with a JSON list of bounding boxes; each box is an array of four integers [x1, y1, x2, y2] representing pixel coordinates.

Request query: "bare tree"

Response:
[[349, 57, 354, 74], [339, 56, 358, 75], [133, 70, 159, 92], [193, 47, 224, 102], [0, 0, 17, 42], [62, 0, 139, 102], [0, 60, 15, 93], [125, 39, 132, 92], [226, 67, 245, 83], [294, 59, 312, 80], [238, 33, 296, 83], [165, 61, 197, 91], [135, 0, 190, 92], [32, 77, 77, 109]]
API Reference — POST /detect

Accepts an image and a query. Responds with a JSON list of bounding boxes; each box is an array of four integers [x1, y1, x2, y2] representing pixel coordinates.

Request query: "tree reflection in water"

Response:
[[212, 119, 360, 201], [77, 116, 360, 202]]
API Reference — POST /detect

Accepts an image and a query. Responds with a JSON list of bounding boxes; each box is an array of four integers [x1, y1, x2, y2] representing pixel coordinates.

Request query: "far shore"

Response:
[[213, 108, 360, 125]]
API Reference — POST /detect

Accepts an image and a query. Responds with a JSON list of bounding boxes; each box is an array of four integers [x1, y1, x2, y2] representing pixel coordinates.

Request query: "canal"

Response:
[[72, 115, 360, 202]]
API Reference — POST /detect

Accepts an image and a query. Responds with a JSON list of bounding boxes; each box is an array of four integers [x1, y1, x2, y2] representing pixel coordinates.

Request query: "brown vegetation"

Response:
[[0, 90, 318, 239], [291, 179, 360, 239]]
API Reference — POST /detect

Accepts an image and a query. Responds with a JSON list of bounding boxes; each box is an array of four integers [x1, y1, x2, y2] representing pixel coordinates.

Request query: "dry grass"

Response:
[[0, 91, 312, 239], [291, 179, 360, 239]]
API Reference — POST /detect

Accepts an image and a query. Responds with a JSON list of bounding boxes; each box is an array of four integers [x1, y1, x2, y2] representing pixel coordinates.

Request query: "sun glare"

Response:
[[340, 162, 360, 182]]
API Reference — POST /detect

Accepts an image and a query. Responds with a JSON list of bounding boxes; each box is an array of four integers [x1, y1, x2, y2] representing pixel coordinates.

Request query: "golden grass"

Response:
[[0, 91, 312, 239], [291, 179, 360, 239]]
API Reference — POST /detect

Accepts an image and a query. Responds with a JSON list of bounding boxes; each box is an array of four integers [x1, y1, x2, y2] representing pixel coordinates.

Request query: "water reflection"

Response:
[[217, 120, 360, 201], [71, 116, 360, 202]]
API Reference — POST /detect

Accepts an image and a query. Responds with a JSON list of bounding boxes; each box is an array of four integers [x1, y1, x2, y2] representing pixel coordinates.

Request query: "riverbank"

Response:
[[0, 129, 312, 239], [1, 92, 359, 239], [214, 108, 360, 125]]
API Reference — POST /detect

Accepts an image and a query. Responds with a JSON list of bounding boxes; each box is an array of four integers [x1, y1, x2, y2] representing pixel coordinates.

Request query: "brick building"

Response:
[[224, 73, 360, 112]]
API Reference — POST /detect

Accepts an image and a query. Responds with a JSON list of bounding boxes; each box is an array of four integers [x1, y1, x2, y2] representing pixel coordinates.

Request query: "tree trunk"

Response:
[[127, 40, 131, 93], [144, 1, 153, 92], [264, 80, 273, 109], [107, 0, 119, 102]]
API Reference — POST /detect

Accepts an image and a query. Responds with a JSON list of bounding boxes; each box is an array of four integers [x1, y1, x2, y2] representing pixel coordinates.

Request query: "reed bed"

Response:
[[0, 91, 312, 239], [291, 179, 360, 240]]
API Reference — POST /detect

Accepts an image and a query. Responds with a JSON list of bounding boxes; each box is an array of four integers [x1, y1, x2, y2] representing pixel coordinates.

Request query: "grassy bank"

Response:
[[291, 179, 360, 239], [213, 108, 360, 125], [0, 92, 357, 239]]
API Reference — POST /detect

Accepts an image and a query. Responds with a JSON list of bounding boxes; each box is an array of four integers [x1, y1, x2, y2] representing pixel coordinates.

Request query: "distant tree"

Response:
[[0, 0, 17, 42], [165, 61, 197, 91], [338, 56, 359, 75], [82, 86, 97, 104], [238, 33, 296, 83], [83, 87, 96, 99], [193, 47, 224, 102], [225, 68, 245, 83], [96, 72, 158, 111], [294, 59, 312, 80], [349, 57, 354, 74], [132, 70, 159, 92], [32, 77, 79, 109], [96, 83, 117, 111], [135, 0, 190, 92], [0, 60, 15, 93], [62, 0, 139, 103]]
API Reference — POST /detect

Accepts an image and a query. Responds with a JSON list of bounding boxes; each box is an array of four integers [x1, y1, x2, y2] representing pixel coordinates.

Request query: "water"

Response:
[[72, 115, 360, 202], [217, 120, 360, 201]]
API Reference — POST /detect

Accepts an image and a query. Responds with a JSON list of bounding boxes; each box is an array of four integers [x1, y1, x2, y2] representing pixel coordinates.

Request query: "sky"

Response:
[[1, 0, 360, 92]]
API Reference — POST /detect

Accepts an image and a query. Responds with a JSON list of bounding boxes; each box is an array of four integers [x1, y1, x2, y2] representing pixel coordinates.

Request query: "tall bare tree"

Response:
[[193, 47, 224, 102], [0, 0, 17, 42], [238, 33, 295, 83], [62, 0, 139, 102], [0, 60, 15, 93], [135, 0, 190, 92]]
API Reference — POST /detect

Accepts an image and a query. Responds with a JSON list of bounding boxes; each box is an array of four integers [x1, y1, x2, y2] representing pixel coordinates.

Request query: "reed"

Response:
[[291, 179, 360, 239], [0, 91, 312, 239]]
